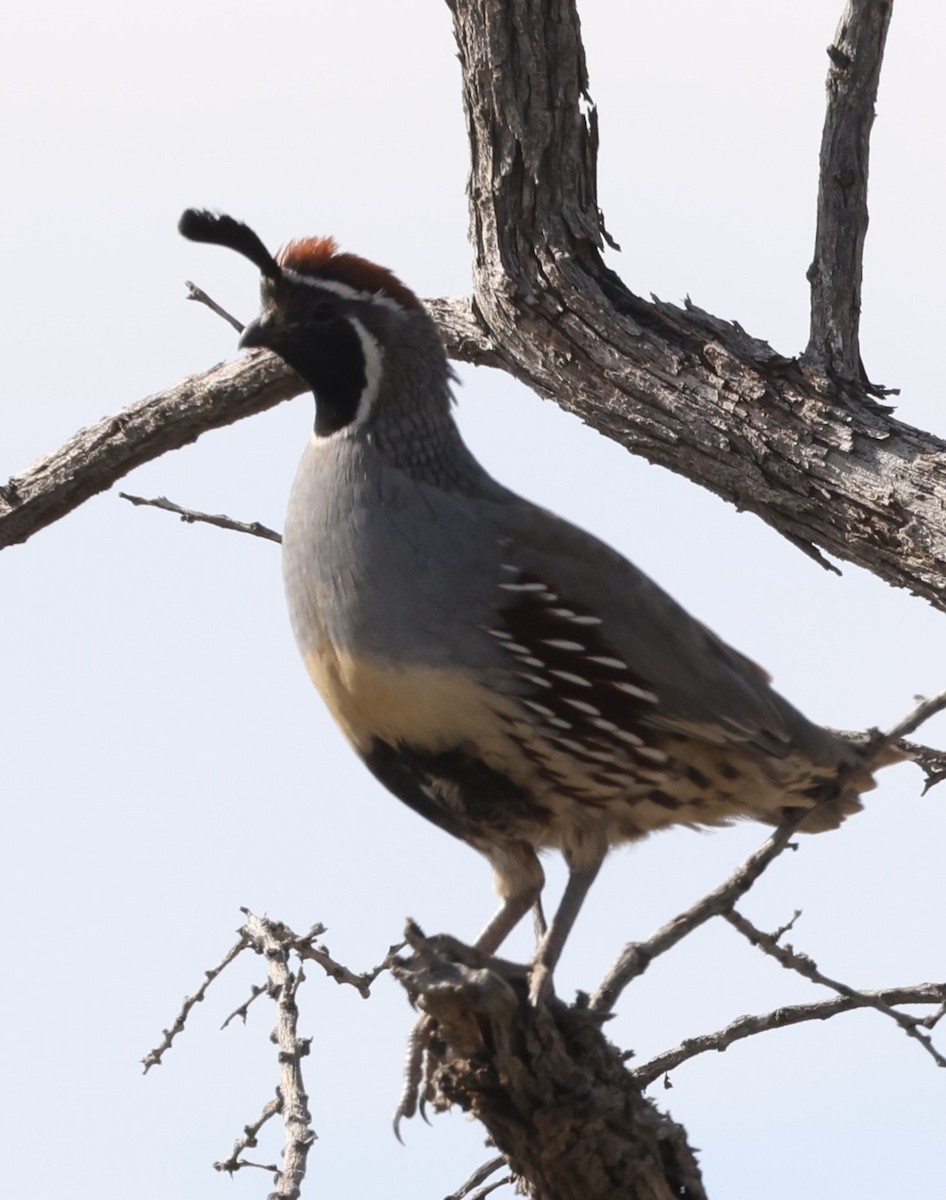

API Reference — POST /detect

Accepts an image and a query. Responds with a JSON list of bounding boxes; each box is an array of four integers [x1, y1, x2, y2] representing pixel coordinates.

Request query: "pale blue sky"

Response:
[[3, 2, 945, 1197]]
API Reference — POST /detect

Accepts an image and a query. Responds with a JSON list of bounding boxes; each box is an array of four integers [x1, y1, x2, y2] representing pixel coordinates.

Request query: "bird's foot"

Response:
[[527, 959, 555, 1007], [393, 1011, 437, 1140]]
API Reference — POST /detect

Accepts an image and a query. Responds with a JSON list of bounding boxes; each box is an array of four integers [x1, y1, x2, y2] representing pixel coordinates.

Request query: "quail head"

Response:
[[180, 208, 892, 1002]]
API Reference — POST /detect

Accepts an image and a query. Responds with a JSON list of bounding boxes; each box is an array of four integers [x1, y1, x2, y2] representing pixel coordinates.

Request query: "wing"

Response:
[[481, 494, 857, 776]]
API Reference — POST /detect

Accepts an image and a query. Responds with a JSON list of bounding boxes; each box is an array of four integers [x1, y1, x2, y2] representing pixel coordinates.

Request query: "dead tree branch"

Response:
[[147, 912, 399, 1193], [3, 4, 944, 615], [445, 1156, 511, 1200], [393, 929, 708, 1200], [592, 686, 944, 1013], [185, 280, 246, 334], [142, 933, 249, 1072], [119, 491, 282, 543], [446, 0, 946, 609], [806, 0, 894, 381], [631, 983, 946, 1087], [0, 353, 303, 550], [214, 1093, 283, 1177], [240, 912, 316, 1199], [725, 908, 946, 1069], [589, 815, 807, 1014]]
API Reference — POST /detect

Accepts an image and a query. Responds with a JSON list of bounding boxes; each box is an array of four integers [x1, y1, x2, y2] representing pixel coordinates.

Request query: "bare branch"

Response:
[[920, 1003, 946, 1032], [468, 1177, 515, 1200], [214, 1092, 282, 1177], [589, 815, 807, 1013], [423, 295, 503, 369], [293, 931, 402, 999], [830, 727, 946, 793], [445, 1156, 510, 1200], [725, 908, 946, 1069], [591, 684, 944, 1014], [806, 0, 894, 381], [241, 911, 317, 1199], [631, 983, 946, 1087], [0, 353, 303, 551], [868, 686, 946, 757], [142, 933, 248, 1072], [220, 983, 269, 1031], [119, 491, 282, 544], [446, 0, 946, 610], [185, 280, 245, 333]]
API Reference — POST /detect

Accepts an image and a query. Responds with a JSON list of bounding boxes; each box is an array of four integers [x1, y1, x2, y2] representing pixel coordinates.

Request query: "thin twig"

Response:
[[589, 814, 808, 1013], [445, 1156, 509, 1200], [725, 908, 946, 1070], [830, 726, 946, 793], [220, 982, 269, 1030], [1, 351, 303, 550], [214, 1091, 283, 1176], [185, 280, 245, 333], [119, 492, 281, 543], [806, 0, 894, 383], [468, 1177, 514, 1200], [294, 933, 403, 999], [592, 687, 945, 1013], [631, 983, 946, 1086], [142, 933, 248, 1071], [866, 688, 946, 759], [919, 1003, 946, 1032]]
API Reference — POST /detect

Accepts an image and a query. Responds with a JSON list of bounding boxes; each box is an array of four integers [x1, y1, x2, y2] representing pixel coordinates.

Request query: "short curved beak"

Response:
[[239, 318, 270, 350]]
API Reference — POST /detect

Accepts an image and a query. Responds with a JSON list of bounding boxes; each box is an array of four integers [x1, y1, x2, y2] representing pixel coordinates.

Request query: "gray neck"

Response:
[[353, 307, 492, 494]]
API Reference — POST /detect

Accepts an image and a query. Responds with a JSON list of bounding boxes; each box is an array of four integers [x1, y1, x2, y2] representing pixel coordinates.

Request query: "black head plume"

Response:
[[178, 209, 282, 281]]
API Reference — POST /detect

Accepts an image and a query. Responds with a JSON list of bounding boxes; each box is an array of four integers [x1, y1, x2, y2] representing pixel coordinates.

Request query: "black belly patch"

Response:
[[364, 737, 551, 844]]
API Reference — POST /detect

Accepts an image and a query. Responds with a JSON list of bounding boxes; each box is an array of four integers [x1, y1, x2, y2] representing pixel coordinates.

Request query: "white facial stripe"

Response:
[[282, 267, 404, 312], [348, 316, 383, 429]]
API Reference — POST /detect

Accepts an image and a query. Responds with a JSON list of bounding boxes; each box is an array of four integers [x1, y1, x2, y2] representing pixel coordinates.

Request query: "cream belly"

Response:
[[299, 641, 817, 852], [303, 644, 515, 760]]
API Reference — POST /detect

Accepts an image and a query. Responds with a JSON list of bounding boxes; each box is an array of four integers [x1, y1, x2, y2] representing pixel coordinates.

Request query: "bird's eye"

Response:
[[309, 302, 337, 323]]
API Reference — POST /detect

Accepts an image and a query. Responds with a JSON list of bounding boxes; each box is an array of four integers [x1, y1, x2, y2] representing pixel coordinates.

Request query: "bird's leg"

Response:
[[475, 842, 545, 955], [394, 843, 544, 1131], [532, 897, 548, 943], [528, 845, 606, 1004]]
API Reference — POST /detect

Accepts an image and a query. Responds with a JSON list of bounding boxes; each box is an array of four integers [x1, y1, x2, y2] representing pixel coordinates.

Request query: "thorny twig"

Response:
[[214, 1092, 283, 1176], [294, 933, 405, 999], [220, 982, 269, 1030], [146, 911, 399, 1195], [238, 911, 315, 1198], [142, 933, 248, 1071]]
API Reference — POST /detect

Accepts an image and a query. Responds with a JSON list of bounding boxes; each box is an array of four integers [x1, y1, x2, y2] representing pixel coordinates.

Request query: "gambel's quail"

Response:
[[180, 209, 893, 1000]]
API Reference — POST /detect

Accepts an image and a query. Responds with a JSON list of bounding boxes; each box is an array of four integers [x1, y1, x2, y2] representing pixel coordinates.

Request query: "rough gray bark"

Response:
[[445, 0, 946, 611], [0, 354, 302, 551], [806, 0, 892, 378], [395, 934, 707, 1200]]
